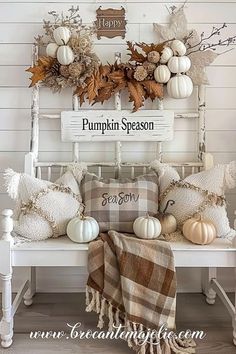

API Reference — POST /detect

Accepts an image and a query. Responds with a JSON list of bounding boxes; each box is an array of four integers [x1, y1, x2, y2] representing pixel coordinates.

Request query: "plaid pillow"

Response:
[[80, 172, 159, 233]]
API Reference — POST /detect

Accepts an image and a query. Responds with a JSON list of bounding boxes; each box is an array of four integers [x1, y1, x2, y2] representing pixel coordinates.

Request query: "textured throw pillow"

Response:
[[4, 165, 86, 241], [80, 172, 159, 233], [151, 160, 236, 239]]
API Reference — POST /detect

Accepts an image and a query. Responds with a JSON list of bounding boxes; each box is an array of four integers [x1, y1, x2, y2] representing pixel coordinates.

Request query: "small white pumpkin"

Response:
[[170, 40, 187, 56], [167, 74, 193, 99], [46, 42, 59, 58], [133, 215, 162, 239], [57, 45, 74, 65], [67, 215, 99, 243], [53, 26, 71, 45], [183, 215, 216, 245], [168, 56, 191, 74], [160, 47, 173, 64], [154, 65, 171, 84]]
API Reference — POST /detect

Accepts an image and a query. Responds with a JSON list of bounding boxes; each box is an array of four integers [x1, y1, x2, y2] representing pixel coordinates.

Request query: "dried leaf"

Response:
[[142, 80, 163, 100], [188, 50, 218, 67], [186, 29, 201, 52], [186, 66, 209, 85], [86, 70, 102, 103], [127, 41, 146, 63], [74, 86, 86, 105], [99, 64, 111, 77], [26, 56, 55, 87], [94, 83, 115, 104], [186, 50, 218, 85], [153, 7, 188, 42], [136, 42, 166, 54], [127, 81, 145, 112], [109, 70, 125, 83]]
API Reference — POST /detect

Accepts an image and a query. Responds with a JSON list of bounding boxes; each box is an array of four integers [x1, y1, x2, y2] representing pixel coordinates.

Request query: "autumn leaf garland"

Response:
[[75, 57, 164, 111]]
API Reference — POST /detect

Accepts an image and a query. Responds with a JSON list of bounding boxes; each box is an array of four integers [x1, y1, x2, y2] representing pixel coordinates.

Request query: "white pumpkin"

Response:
[[154, 65, 171, 84], [167, 74, 193, 99], [170, 40, 186, 56], [133, 215, 162, 239], [67, 215, 99, 243], [160, 47, 173, 64], [46, 42, 59, 58], [53, 26, 71, 45], [57, 45, 74, 65], [168, 56, 191, 74]]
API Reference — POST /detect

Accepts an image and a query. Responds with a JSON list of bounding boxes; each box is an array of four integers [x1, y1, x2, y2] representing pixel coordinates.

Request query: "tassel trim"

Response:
[[85, 286, 196, 354]]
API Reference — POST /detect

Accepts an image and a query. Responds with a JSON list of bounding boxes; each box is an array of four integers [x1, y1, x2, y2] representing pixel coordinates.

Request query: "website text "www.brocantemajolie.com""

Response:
[[30, 322, 206, 346]]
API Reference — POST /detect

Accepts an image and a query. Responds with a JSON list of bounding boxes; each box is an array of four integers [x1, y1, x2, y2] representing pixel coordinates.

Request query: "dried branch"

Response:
[[186, 23, 236, 54]]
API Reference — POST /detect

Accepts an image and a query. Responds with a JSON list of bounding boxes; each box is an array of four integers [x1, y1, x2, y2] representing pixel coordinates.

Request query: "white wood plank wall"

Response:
[[0, 0, 235, 292]]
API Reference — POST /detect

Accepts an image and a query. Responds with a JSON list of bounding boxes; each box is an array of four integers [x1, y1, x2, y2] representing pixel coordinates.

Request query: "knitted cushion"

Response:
[[80, 172, 159, 233], [4, 166, 86, 241], [151, 160, 236, 239]]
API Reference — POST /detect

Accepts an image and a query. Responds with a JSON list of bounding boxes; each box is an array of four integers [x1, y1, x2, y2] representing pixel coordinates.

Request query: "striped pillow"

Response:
[[80, 172, 159, 233]]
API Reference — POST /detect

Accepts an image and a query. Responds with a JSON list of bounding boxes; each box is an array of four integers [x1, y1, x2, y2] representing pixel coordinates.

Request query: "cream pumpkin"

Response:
[[57, 45, 74, 65], [53, 26, 71, 45], [168, 56, 191, 74], [67, 215, 99, 243], [170, 40, 187, 56], [133, 215, 162, 239], [46, 42, 59, 58], [183, 215, 217, 245], [160, 47, 173, 64], [154, 65, 171, 84], [167, 74, 193, 99]]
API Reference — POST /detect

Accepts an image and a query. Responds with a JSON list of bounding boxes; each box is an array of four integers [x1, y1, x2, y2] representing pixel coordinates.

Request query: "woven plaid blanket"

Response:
[[86, 231, 196, 353]]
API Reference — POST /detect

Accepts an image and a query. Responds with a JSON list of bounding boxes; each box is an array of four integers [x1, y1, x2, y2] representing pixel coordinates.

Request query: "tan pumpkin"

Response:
[[183, 215, 217, 245], [155, 200, 177, 234]]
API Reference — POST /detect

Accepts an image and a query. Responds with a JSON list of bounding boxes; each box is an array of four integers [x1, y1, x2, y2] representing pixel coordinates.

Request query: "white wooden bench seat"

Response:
[[11, 235, 236, 268]]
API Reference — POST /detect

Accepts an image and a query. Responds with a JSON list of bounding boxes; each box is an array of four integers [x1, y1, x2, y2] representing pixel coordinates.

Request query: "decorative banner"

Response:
[[61, 110, 174, 142], [95, 7, 127, 39]]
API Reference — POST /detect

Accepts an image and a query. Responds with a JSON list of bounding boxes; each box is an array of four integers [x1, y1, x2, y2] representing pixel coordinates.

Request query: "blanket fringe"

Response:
[[85, 286, 196, 354]]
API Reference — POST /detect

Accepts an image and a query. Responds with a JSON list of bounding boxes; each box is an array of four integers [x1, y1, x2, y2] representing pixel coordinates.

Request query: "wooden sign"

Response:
[[95, 7, 127, 39], [61, 110, 174, 142]]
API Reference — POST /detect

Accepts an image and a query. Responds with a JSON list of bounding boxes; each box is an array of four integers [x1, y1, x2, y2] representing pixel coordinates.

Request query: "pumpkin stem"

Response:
[[61, 39, 66, 45], [163, 199, 175, 214]]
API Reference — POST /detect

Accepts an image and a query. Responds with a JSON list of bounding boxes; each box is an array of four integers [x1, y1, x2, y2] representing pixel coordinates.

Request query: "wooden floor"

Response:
[[0, 293, 235, 354]]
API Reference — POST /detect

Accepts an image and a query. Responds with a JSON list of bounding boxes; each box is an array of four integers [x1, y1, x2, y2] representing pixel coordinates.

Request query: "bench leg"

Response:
[[202, 268, 217, 305], [24, 267, 36, 306], [0, 273, 13, 348]]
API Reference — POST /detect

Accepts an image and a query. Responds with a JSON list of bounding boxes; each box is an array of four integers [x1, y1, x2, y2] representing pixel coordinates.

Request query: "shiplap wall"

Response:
[[0, 0, 236, 292]]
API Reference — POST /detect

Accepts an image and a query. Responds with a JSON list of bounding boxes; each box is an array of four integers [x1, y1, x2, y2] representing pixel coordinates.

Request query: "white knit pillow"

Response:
[[4, 165, 86, 241], [151, 161, 236, 239]]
